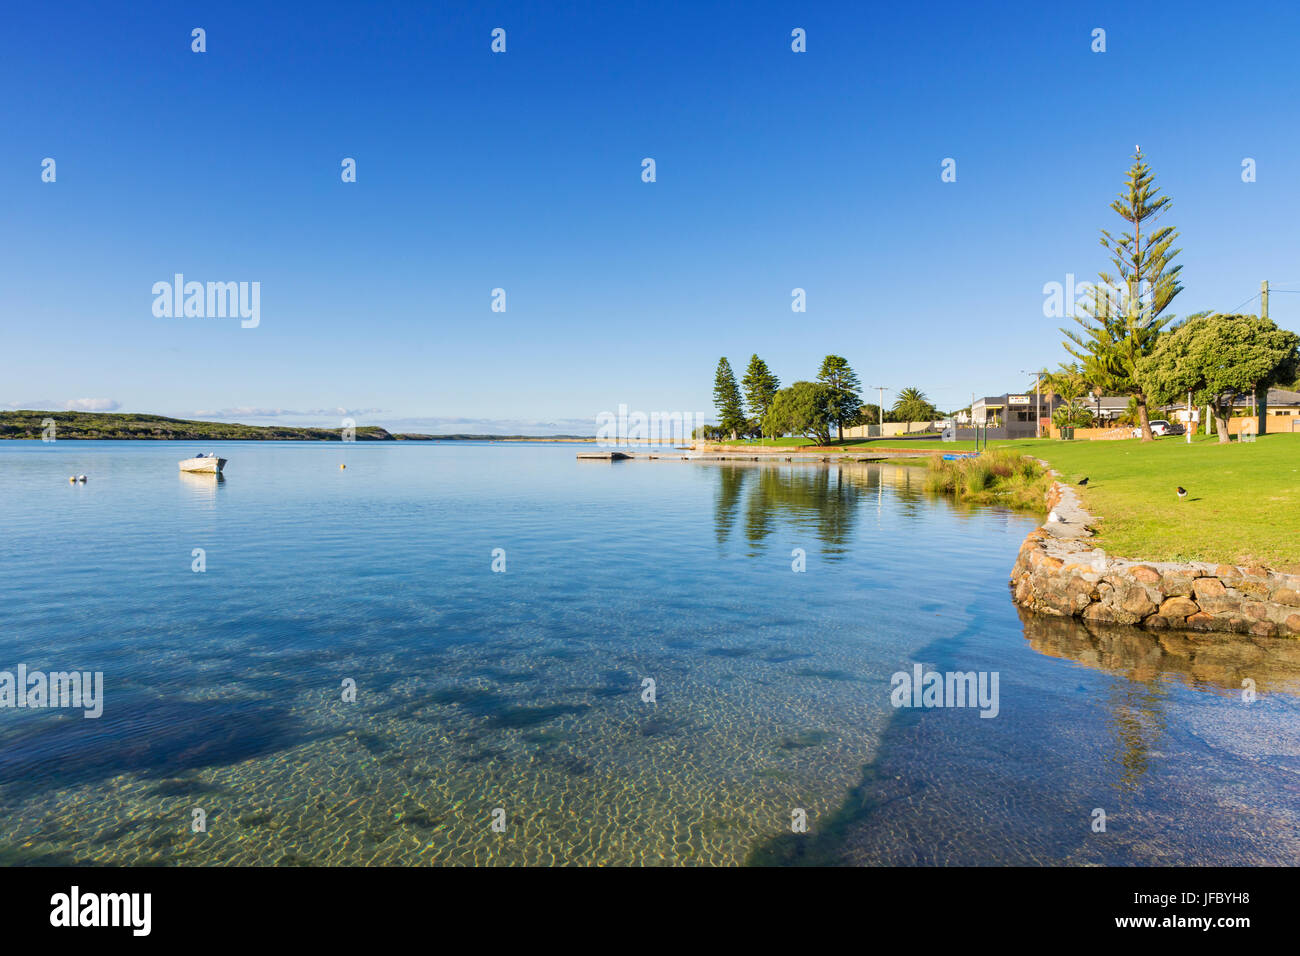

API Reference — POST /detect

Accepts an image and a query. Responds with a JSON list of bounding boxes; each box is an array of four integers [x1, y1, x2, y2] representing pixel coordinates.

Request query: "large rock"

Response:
[[1193, 577, 1227, 601], [1158, 596, 1199, 620], [1128, 565, 1162, 586], [1160, 572, 1198, 597], [1119, 585, 1158, 618], [1269, 587, 1300, 607]]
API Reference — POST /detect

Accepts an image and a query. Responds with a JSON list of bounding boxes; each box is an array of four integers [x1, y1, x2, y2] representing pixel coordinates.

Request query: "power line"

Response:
[[1224, 291, 1260, 314]]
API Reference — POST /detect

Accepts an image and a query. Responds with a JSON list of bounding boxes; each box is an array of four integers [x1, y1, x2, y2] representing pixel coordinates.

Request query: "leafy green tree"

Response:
[[891, 386, 935, 433], [1136, 313, 1300, 443], [858, 403, 883, 427], [713, 357, 746, 440], [1064, 150, 1182, 442], [763, 381, 833, 445], [816, 355, 862, 441], [741, 355, 781, 438]]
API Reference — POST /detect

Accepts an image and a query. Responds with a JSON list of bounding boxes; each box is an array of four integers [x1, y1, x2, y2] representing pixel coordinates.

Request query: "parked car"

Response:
[[1132, 419, 1184, 437]]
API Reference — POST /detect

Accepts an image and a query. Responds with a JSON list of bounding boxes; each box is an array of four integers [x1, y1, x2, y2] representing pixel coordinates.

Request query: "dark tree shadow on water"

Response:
[[0, 695, 310, 799], [746, 611, 1188, 867]]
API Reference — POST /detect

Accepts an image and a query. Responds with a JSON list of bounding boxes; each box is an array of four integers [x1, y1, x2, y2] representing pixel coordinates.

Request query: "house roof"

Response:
[[1233, 388, 1300, 406]]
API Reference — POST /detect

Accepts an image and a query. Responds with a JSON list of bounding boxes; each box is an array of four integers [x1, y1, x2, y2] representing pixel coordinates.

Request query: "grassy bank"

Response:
[[1007, 433, 1300, 569], [738, 430, 1300, 568]]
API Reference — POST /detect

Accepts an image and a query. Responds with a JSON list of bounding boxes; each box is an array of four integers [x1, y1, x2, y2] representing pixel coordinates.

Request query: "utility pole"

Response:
[[1186, 391, 1192, 445], [870, 386, 888, 431], [1260, 280, 1270, 434]]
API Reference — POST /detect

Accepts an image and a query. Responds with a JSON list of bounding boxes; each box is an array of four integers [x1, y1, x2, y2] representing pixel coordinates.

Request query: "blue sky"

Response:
[[4, 0, 1299, 433]]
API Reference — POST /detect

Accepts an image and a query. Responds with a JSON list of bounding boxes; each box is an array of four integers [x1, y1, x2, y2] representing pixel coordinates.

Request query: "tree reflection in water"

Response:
[[1019, 606, 1300, 792], [710, 460, 986, 558], [710, 462, 861, 558]]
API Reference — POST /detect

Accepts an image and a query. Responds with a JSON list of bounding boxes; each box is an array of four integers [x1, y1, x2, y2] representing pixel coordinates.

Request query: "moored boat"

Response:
[[178, 453, 227, 474]]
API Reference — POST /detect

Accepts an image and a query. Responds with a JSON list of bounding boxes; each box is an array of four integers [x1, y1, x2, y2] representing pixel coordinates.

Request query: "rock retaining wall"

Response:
[[1010, 482, 1300, 638]]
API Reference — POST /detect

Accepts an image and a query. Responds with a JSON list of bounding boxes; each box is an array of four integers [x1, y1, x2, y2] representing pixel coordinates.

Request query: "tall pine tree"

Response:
[[1064, 149, 1182, 442], [741, 354, 780, 438], [817, 354, 862, 441], [713, 357, 746, 440]]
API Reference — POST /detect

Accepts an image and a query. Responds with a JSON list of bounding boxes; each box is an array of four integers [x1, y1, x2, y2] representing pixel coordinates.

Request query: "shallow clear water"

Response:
[[0, 441, 1297, 865]]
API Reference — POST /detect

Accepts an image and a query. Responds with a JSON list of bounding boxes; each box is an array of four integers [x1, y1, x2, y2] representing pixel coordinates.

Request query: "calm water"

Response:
[[1, 441, 1297, 865]]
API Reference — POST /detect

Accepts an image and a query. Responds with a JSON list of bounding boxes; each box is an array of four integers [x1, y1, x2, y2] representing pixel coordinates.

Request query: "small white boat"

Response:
[[179, 453, 226, 474]]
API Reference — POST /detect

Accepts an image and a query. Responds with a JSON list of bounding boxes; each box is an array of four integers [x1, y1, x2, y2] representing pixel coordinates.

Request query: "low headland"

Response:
[[0, 410, 594, 442]]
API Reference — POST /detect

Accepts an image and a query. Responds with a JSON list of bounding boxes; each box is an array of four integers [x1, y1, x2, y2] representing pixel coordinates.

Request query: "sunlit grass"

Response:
[[1003, 433, 1300, 567]]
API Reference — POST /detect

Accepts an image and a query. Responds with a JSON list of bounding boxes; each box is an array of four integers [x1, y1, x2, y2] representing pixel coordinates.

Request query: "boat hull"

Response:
[[178, 457, 227, 474]]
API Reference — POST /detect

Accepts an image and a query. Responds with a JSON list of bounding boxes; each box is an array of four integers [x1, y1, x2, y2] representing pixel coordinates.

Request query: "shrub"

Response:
[[962, 463, 994, 494], [924, 449, 1049, 510]]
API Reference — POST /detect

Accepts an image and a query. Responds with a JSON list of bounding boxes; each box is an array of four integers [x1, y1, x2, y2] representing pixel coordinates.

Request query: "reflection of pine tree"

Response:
[[713, 466, 748, 547], [719, 465, 860, 558], [744, 468, 781, 551], [1105, 680, 1169, 793]]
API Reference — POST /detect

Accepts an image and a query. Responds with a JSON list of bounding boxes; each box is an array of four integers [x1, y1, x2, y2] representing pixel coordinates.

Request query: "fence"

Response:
[[1047, 425, 1132, 441], [841, 421, 940, 439]]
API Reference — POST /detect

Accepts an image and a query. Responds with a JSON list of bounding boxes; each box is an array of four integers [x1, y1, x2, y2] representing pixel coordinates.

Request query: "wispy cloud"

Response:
[[64, 398, 122, 412], [3, 398, 121, 412], [377, 416, 597, 435], [186, 409, 593, 434], [191, 406, 385, 420]]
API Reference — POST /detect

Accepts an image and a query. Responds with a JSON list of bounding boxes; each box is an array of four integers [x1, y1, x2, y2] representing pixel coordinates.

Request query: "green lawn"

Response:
[[1005, 433, 1300, 568]]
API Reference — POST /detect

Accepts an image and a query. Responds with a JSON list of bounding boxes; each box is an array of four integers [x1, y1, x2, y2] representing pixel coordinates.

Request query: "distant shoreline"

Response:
[[0, 410, 597, 442]]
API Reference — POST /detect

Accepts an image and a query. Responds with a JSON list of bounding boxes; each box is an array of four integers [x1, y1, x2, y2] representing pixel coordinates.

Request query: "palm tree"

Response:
[[1037, 365, 1094, 431], [892, 387, 933, 433]]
